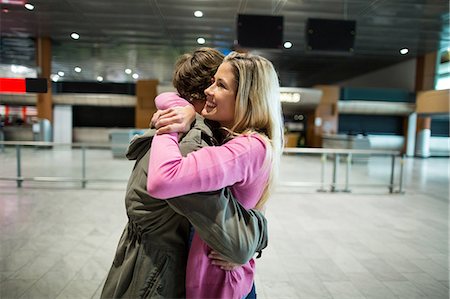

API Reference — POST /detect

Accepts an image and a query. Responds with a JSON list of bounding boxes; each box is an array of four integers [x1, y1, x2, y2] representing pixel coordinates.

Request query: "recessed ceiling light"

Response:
[[132, 73, 139, 79], [50, 74, 60, 82], [125, 68, 132, 74], [197, 37, 206, 45], [284, 41, 293, 49], [97, 76, 103, 82], [74, 67, 81, 73], [194, 10, 203, 18], [399, 48, 409, 55], [71, 32, 80, 40], [57, 71, 64, 76], [24, 3, 34, 10]]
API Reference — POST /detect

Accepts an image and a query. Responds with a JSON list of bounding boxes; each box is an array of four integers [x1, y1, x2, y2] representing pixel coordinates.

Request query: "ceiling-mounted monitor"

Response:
[[306, 18, 356, 54], [237, 14, 283, 49]]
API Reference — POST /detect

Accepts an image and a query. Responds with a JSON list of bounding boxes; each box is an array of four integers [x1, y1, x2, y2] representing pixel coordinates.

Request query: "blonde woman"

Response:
[[148, 52, 284, 299]]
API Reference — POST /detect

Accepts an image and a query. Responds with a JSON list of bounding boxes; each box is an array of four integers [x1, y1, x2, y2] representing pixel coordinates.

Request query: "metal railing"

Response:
[[0, 141, 405, 193], [0, 141, 123, 188], [282, 147, 404, 194]]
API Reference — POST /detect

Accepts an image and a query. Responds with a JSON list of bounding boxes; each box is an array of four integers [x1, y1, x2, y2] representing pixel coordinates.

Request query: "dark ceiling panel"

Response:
[[0, 0, 448, 87]]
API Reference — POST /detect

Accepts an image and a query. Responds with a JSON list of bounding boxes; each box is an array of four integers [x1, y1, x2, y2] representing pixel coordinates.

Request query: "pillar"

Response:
[[36, 37, 53, 122], [307, 85, 339, 147], [135, 80, 158, 128], [405, 112, 417, 157], [414, 52, 438, 158], [415, 117, 431, 157]]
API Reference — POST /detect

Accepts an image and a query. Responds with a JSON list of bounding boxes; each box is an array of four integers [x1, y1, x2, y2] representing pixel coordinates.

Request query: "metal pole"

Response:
[[81, 146, 86, 188], [317, 153, 327, 192], [397, 154, 405, 193], [16, 145, 22, 188], [331, 153, 339, 192], [343, 153, 352, 192], [389, 155, 396, 193]]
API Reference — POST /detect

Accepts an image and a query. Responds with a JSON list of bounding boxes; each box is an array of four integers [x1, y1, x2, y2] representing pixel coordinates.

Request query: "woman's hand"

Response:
[[208, 250, 241, 271], [151, 106, 196, 134]]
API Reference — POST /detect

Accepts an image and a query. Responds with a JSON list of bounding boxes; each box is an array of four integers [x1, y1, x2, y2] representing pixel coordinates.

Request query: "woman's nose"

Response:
[[204, 84, 213, 96]]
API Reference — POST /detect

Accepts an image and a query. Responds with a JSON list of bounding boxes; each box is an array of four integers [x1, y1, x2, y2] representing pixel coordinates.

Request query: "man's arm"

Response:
[[167, 189, 268, 265]]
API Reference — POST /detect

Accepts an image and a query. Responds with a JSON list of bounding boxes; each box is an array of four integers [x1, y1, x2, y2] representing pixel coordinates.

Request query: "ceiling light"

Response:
[[194, 10, 203, 18], [24, 3, 34, 10], [71, 32, 80, 40], [50, 74, 60, 82], [284, 41, 293, 49], [97, 76, 103, 82], [74, 67, 81, 73], [399, 48, 409, 55], [57, 71, 64, 76], [125, 68, 132, 74], [132, 73, 139, 79], [197, 37, 206, 45]]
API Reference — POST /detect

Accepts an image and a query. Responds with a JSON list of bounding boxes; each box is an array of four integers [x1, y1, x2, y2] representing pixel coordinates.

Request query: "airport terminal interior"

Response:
[[1, 0, 449, 298]]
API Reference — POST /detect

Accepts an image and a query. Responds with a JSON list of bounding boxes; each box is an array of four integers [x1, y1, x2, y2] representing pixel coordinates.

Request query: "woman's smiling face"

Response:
[[202, 62, 237, 128]]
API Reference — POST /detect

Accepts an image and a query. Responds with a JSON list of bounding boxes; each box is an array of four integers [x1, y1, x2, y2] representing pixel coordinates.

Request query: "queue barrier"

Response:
[[0, 141, 405, 193], [282, 147, 404, 194]]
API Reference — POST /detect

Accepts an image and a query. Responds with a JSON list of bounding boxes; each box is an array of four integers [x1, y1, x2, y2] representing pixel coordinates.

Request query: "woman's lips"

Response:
[[204, 100, 216, 112]]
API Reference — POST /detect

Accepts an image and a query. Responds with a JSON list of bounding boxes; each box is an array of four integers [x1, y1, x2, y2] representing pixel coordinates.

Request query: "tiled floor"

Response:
[[0, 146, 448, 298]]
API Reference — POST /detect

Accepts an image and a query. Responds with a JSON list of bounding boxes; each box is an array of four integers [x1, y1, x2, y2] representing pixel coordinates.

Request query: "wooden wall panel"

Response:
[[135, 80, 158, 128]]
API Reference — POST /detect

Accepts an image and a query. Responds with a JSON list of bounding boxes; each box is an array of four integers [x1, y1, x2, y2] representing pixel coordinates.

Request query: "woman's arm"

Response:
[[155, 92, 190, 110], [147, 133, 267, 199], [151, 92, 196, 134]]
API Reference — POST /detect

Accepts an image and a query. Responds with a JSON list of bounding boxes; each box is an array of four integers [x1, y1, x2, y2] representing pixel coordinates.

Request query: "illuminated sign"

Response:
[[280, 92, 301, 103], [0, 0, 25, 4]]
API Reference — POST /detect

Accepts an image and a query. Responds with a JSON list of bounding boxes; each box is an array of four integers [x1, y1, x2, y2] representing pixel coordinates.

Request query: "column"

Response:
[[414, 52, 437, 158], [405, 112, 417, 157], [415, 117, 431, 157], [307, 85, 339, 147], [36, 37, 53, 122]]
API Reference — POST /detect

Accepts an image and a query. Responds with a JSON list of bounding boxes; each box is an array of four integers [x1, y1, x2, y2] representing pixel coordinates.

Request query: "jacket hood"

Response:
[[126, 128, 155, 160]]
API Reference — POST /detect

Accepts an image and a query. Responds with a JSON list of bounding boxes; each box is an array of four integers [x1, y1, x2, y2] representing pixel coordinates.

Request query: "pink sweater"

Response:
[[147, 92, 270, 299]]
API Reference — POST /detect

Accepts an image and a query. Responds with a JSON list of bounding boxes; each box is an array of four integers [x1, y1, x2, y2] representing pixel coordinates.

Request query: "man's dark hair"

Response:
[[173, 47, 224, 102]]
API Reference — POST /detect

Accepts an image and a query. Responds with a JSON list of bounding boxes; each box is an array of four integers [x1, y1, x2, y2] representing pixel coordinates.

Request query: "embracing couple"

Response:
[[101, 47, 284, 299]]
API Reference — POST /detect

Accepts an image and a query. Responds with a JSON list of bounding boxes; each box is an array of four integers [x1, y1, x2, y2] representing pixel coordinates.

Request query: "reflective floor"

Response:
[[0, 147, 448, 298]]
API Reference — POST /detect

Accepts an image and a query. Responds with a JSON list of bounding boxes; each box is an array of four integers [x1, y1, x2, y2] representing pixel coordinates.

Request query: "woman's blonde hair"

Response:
[[223, 52, 284, 209]]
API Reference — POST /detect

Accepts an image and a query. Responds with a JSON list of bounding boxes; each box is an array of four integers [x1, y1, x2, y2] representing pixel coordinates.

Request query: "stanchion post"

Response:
[[81, 146, 87, 188], [343, 153, 352, 192], [317, 153, 327, 192], [331, 153, 339, 192], [397, 154, 405, 194], [389, 155, 396, 193], [16, 145, 22, 188]]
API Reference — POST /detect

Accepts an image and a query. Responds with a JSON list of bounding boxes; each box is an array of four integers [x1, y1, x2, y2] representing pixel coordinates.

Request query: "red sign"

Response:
[[0, 78, 26, 93]]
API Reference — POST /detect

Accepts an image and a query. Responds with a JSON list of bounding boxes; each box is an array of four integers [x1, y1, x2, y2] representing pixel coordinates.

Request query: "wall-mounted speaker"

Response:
[[237, 14, 283, 49], [306, 18, 356, 54]]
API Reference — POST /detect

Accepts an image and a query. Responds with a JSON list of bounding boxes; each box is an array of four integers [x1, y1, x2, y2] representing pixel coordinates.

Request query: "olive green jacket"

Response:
[[101, 115, 268, 298]]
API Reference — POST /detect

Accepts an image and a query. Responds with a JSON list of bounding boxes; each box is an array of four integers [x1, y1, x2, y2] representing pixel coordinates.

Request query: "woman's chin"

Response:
[[201, 107, 216, 117]]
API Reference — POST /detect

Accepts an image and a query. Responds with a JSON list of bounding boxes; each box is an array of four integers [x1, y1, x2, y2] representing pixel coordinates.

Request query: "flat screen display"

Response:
[[306, 18, 356, 53], [237, 14, 283, 49]]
